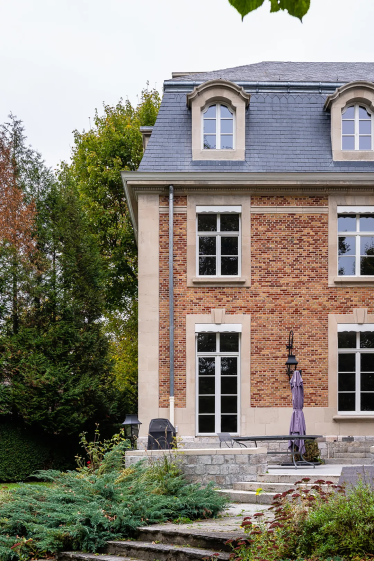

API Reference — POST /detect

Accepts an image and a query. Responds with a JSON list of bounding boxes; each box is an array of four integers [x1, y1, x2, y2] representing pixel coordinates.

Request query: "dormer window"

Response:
[[203, 104, 234, 150], [342, 105, 372, 151]]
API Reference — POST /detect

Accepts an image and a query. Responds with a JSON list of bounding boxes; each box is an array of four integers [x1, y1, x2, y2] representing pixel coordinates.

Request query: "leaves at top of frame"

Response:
[[229, 0, 310, 21]]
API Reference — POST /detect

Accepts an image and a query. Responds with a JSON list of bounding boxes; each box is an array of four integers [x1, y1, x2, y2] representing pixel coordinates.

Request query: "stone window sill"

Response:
[[333, 415, 374, 421], [192, 277, 247, 285], [333, 276, 374, 285]]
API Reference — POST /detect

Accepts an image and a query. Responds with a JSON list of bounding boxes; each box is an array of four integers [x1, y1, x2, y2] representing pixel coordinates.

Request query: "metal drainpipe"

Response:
[[169, 185, 175, 428]]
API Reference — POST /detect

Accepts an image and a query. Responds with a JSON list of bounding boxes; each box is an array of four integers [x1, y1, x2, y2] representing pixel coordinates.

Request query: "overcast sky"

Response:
[[1, 0, 373, 169]]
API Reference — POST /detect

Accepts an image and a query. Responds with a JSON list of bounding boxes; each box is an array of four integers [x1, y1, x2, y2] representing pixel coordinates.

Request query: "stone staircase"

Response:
[[322, 440, 374, 464], [219, 472, 340, 504], [58, 525, 244, 561]]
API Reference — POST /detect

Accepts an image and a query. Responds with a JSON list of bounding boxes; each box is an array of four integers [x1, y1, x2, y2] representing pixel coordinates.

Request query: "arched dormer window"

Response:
[[187, 79, 250, 161], [203, 104, 234, 150], [342, 105, 372, 151], [324, 81, 374, 161]]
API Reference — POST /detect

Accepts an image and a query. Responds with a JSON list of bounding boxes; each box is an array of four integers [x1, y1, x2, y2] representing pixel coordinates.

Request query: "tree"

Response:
[[229, 0, 310, 20]]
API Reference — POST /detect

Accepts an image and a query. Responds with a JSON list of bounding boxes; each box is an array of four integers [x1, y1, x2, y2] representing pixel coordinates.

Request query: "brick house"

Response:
[[122, 62, 374, 442]]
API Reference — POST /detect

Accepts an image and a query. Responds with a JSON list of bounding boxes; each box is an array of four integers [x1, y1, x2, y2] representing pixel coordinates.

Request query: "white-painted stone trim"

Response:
[[127, 447, 266, 457]]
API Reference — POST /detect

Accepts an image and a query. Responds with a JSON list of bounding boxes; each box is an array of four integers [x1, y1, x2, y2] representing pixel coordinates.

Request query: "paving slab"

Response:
[[267, 463, 357, 476]]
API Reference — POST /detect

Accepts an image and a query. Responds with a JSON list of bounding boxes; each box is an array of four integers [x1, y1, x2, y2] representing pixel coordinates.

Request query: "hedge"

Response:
[[0, 423, 75, 481]]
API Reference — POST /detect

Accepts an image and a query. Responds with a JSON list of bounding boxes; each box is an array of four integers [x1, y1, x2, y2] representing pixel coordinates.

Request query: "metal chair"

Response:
[[217, 432, 234, 448]]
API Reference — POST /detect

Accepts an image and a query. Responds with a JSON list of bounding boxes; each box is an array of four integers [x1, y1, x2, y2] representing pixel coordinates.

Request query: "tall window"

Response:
[[196, 330, 240, 434], [342, 105, 372, 151], [338, 212, 374, 276], [203, 104, 234, 149], [197, 212, 240, 276], [338, 327, 374, 413]]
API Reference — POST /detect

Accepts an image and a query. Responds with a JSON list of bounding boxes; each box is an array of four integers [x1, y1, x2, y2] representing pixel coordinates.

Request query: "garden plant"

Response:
[[0, 430, 226, 560], [230, 477, 374, 561]]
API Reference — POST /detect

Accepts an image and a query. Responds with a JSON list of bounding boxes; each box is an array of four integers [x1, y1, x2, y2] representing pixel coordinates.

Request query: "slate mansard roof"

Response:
[[138, 62, 374, 173]]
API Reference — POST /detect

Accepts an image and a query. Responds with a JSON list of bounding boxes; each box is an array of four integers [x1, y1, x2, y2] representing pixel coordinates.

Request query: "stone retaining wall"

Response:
[[125, 447, 267, 488]]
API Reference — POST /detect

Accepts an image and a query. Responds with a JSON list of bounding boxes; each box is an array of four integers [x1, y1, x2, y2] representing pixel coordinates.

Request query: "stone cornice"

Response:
[[324, 80, 374, 111], [186, 79, 250, 108]]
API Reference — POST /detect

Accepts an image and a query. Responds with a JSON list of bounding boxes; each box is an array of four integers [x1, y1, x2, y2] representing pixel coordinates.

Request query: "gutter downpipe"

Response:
[[169, 185, 175, 428]]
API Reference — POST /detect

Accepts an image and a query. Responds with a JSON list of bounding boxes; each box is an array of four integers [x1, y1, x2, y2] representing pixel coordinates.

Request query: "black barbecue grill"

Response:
[[147, 418, 176, 450]]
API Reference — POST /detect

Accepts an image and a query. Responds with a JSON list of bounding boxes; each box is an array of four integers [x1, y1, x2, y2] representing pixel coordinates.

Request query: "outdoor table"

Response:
[[232, 435, 322, 469]]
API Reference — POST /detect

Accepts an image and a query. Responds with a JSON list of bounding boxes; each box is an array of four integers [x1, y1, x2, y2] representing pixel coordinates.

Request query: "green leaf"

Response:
[[229, 0, 265, 19], [229, 0, 310, 20], [270, 0, 310, 20]]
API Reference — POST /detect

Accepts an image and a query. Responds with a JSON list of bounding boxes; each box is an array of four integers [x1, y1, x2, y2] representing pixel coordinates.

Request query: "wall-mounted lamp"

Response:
[[285, 330, 300, 380]]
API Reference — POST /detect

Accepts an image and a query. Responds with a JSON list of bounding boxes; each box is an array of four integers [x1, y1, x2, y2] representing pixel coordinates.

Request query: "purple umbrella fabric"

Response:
[[288, 370, 306, 456]]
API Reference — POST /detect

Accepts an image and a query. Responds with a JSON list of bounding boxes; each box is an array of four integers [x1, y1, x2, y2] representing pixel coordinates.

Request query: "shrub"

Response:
[[0, 443, 227, 560], [232, 478, 374, 560], [0, 423, 75, 481]]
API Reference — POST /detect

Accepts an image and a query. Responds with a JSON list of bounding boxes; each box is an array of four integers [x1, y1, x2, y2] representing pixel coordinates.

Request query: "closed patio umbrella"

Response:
[[288, 370, 306, 456]]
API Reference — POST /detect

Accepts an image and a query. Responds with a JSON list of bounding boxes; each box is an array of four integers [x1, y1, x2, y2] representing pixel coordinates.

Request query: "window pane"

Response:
[[203, 120, 216, 134], [361, 353, 374, 372], [199, 377, 215, 394], [199, 396, 215, 413], [199, 415, 215, 433], [198, 356, 216, 374], [199, 236, 216, 256], [338, 256, 355, 276], [338, 236, 355, 255], [343, 106, 355, 118], [342, 136, 355, 150], [221, 120, 233, 134], [361, 332, 374, 349], [198, 214, 217, 232], [221, 396, 237, 413], [204, 105, 216, 118], [221, 135, 233, 149], [359, 106, 371, 119], [221, 256, 238, 275], [360, 120, 371, 134], [338, 393, 355, 411], [338, 353, 355, 371], [221, 357, 238, 376], [360, 215, 374, 232], [221, 105, 233, 118], [359, 136, 371, 150], [338, 332, 356, 348], [221, 237, 238, 255], [221, 214, 239, 232], [338, 215, 356, 232], [361, 373, 374, 391], [221, 414, 237, 432], [199, 256, 216, 275], [197, 334, 216, 353], [204, 135, 216, 149], [220, 333, 239, 353], [360, 236, 374, 256], [360, 393, 374, 412], [360, 257, 374, 275], [342, 120, 355, 134], [221, 376, 237, 394], [339, 373, 355, 391]]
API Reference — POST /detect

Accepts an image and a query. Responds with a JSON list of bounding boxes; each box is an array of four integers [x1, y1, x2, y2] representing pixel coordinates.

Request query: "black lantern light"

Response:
[[285, 330, 300, 380], [122, 414, 142, 449]]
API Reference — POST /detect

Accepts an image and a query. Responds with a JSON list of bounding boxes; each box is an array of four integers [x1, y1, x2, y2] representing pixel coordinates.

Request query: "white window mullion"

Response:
[[215, 337, 221, 434], [355, 105, 359, 150], [356, 230, 360, 277], [216, 105, 220, 149], [356, 332, 360, 412]]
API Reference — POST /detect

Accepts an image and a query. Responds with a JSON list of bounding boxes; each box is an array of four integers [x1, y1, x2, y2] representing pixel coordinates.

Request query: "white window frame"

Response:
[[337, 206, 374, 277], [196, 207, 241, 278], [201, 103, 235, 150], [195, 324, 241, 436], [337, 324, 374, 415], [342, 104, 373, 151]]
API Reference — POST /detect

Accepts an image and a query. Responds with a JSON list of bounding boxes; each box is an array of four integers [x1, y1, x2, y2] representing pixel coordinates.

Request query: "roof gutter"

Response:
[[164, 80, 343, 93]]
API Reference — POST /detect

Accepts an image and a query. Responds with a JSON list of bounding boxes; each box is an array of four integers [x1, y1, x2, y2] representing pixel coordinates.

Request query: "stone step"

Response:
[[257, 473, 339, 484], [333, 452, 371, 458], [324, 458, 373, 464], [137, 527, 243, 553], [57, 554, 140, 561], [218, 488, 274, 504], [106, 540, 230, 561], [233, 481, 336, 493]]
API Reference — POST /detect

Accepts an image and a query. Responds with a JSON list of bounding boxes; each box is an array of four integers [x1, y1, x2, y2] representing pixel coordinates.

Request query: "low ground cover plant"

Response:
[[230, 478, 374, 561], [0, 432, 227, 560]]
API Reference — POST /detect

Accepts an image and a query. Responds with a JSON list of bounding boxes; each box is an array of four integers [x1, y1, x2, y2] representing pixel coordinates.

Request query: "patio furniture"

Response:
[[232, 434, 322, 469]]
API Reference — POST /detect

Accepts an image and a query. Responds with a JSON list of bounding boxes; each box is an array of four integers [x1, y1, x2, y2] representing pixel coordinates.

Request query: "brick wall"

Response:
[[158, 195, 373, 410]]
